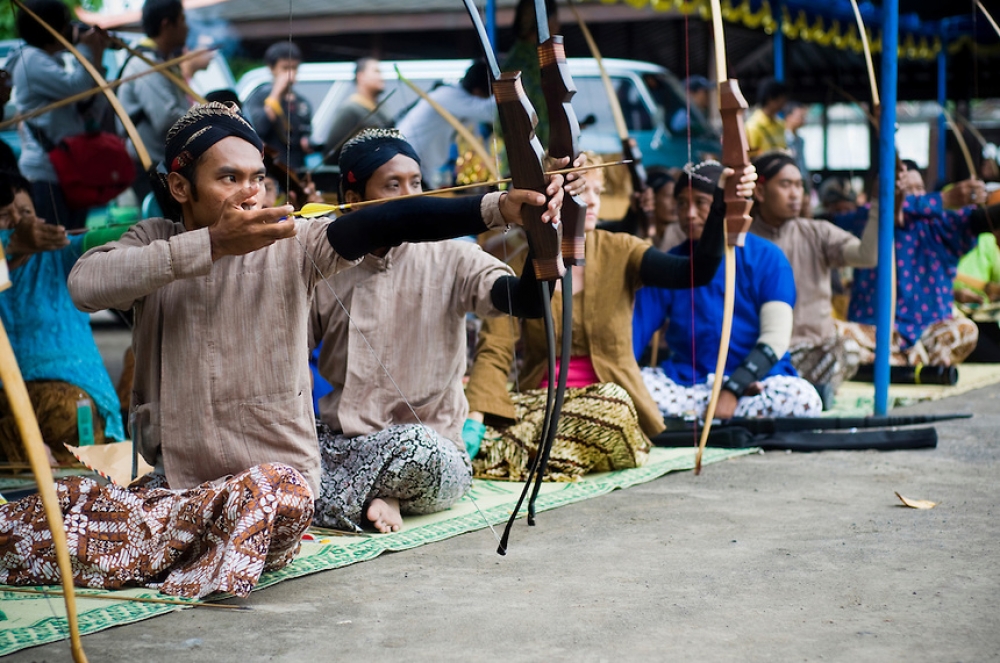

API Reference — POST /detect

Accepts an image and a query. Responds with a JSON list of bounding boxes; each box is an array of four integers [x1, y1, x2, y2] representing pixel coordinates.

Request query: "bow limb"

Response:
[[526, 0, 586, 520], [13, 0, 153, 171], [0, 49, 211, 132], [976, 0, 1000, 39], [108, 36, 207, 104], [0, 317, 87, 659], [463, 0, 562, 552], [393, 64, 498, 181], [695, 0, 752, 475], [567, 0, 650, 228]]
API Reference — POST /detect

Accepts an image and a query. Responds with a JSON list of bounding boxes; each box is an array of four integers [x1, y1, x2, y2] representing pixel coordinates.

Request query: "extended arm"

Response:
[[638, 187, 726, 288]]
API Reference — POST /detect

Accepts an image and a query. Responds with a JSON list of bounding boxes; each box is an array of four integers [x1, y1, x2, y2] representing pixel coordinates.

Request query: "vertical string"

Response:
[[683, 12, 698, 445]]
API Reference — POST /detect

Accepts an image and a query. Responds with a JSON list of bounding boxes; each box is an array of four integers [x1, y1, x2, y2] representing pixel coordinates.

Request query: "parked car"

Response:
[[236, 57, 721, 180]]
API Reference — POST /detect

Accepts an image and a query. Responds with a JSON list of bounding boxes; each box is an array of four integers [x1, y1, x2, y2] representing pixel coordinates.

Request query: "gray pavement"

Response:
[[8, 328, 1000, 662]]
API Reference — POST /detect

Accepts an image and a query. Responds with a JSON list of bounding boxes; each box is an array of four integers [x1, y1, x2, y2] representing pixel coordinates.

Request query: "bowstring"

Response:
[[285, 1, 499, 542], [684, 10, 699, 445]]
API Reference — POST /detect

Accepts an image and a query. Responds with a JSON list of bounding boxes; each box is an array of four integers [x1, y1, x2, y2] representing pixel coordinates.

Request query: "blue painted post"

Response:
[[936, 45, 947, 187], [774, 5, 785, 82], [874, 0, 899, 415], [486, 0, 496, 47]]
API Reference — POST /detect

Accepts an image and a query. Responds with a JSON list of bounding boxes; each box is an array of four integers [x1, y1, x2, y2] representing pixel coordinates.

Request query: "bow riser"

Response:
[[538, 37, 586, 265], [718, 80, 753, 248], [493, 72, 565, 281]]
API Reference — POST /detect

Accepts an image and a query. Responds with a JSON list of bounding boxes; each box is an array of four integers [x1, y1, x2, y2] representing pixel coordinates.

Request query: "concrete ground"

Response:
[[8, 327, 1000, 662]]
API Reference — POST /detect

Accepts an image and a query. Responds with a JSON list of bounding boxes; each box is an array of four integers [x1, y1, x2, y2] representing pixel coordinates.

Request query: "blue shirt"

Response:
[[633, 233, 798, 386], [0, 231, 125, 440], [847, 193, 976, 347]]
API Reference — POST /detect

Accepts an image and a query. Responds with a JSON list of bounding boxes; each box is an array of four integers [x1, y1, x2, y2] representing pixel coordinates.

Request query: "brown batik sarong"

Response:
[[0, 462, 313, 598], [835, 318, 979, 367], [474, 382, 650, 482]]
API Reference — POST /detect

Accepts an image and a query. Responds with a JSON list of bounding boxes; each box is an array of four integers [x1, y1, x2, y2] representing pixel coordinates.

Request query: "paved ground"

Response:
[[9, 328, 1000, 662]]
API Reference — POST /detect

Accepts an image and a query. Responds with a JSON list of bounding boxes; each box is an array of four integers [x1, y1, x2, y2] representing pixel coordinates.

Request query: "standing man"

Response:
[[324, 57, 390, 165], [244, 41, 314, 173], [396, 60, 495, 189], [745, 78, 788, 158], [118, 0, 194, 203], [669, 75, 712, 137]]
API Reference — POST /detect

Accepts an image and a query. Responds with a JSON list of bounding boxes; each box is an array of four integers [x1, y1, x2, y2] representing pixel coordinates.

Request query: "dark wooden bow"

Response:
[[462, 0, 563, 555], [525, 0, 588, 522]]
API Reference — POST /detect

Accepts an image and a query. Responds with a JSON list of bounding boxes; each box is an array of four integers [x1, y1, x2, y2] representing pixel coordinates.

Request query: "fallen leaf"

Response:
[[895, 491, 937, 509]]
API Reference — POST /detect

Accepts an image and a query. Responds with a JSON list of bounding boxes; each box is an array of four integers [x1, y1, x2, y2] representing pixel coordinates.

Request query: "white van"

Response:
[[236, 57, 720, 173]]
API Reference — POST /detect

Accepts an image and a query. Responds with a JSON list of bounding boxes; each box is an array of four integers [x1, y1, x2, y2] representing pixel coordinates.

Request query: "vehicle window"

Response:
[[573, 76, 652, 135], [642, 72, 712, 138], [296, 80, 335, 112]]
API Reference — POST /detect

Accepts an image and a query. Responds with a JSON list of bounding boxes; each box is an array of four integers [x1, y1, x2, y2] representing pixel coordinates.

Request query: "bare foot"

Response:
[[366, 497, 402, 533]]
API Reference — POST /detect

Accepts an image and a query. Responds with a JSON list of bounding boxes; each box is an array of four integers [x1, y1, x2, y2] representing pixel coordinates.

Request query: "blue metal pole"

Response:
[[874, 0, 899, 415], [936, 45, 947, 187], [486, 0, 496, 47], [774, 4, 785, 82]]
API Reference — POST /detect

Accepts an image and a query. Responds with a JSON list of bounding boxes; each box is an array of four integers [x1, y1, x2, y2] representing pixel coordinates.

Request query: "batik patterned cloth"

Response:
[[641, 368, 822, 418], [0, 463, 313, 598], [836, 318, 979, 367], [314, 423, 472, 533], [474, 382, 650, 483], [789, 330, 862, 389]]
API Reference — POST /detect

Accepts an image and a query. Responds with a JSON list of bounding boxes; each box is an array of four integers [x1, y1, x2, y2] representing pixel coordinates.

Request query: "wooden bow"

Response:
[[567, 0, 651, 234], [695, 0, 752, 474], [523, 0, 587, 522], [12, 0, 153, 173], [0, 241, 85, 663], [463, 0, 563, 555]]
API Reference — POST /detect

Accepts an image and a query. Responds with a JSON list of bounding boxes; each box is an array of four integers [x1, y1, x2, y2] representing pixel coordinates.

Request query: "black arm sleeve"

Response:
[[638, 187, 726, 288], [969, 203, 1000, 237], [596, 205, 644, 236], [326, 195, 488, 261], [722, 343, 779, 397], [489, 248, 556, 319]]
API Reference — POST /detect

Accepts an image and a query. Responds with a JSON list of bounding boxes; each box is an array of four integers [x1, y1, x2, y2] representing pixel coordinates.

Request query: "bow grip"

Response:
[[718, 79, 753, 248], [539, 36, 586, 266], [494, 72, 565, 281]]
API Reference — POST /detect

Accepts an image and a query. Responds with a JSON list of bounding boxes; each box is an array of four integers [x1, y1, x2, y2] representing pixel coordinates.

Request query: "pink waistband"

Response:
[[538, 355, 599, 389]]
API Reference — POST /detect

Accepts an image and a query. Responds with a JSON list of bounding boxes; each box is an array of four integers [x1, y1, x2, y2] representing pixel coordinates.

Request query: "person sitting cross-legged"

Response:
[[635, 160, 822, 421]]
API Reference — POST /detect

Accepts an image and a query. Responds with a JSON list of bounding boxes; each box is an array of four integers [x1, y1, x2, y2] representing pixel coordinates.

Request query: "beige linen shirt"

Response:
[[310, 196, 511, 447], [748, 216, 858, 346], [68, 217, 356, 494]]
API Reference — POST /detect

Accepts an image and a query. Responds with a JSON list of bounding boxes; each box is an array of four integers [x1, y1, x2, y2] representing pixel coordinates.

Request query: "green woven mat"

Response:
[[0, 446, 752, 656]]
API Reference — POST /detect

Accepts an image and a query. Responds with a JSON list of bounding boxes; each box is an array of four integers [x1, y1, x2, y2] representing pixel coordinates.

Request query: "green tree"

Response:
[[0, 1, 103, 42]]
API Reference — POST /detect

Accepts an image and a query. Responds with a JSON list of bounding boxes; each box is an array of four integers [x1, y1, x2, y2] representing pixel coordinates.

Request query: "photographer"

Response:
[[7, 0, 109, 230]]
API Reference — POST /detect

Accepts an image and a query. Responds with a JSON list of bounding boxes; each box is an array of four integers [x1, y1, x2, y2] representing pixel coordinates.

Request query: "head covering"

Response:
[[753, 150, 798, 185], [647, 169, 675, 194], [165, 102, 263, 174], [150, 102, 264, 221], [818, 177, 856, 207], [339, 128, 421, 198], [684, 75, 712, 93], [675, 160, 722, 197]]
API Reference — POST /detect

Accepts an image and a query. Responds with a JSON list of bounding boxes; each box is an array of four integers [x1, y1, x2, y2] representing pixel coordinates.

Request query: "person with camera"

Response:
[[7, 0, 109, 230], [118, 0, 198, 204]]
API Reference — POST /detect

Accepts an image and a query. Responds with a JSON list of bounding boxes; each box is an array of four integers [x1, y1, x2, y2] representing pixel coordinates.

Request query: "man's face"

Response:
[[271, 58, 300, 83], [899, 168, 926, 197], [170, 136, 266, 231], [755, 164, 803, 225], [361, 154, 422, 202], [357, 60, 385, 96], [163, 10, 189, 52], [580, 172, 604, 233], [785, 106, 807, 131], [676, 185, 714, 241], [654, 181, 677, 231], [0, 190, 37, 229]]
